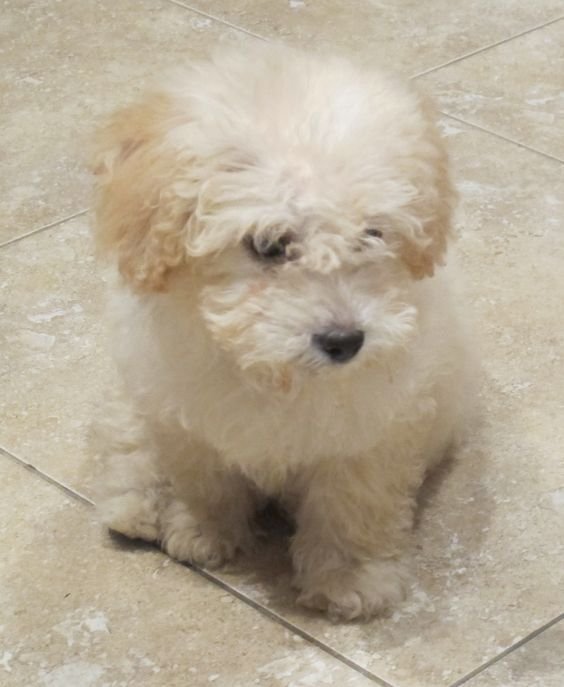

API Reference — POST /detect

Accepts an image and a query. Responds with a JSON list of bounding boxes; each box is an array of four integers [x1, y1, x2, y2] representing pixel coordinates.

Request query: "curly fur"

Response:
[[91, 44, 470, 621]]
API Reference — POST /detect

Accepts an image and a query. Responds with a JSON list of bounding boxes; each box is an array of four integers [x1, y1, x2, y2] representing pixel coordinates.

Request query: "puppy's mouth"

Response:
[[237, 335, 372, 397]]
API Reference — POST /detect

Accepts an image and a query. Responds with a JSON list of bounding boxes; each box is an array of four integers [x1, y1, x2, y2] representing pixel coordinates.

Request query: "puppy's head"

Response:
[[92, 46, 456, 389]]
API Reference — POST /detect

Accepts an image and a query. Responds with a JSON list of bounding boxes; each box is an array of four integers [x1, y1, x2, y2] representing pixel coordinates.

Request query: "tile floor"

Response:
[[1, 2, 563, 686]]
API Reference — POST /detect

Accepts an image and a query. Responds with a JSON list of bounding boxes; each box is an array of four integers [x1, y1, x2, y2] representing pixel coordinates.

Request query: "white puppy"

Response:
[[91, 45, 470, 621]]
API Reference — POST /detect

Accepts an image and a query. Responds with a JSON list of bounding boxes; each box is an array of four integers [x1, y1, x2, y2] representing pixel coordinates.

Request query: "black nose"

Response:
[[312, 329, 365, 363]]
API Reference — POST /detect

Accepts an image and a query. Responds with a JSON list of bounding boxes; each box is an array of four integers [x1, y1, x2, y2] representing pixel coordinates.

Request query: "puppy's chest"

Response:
[[187, 374, 413, 467]]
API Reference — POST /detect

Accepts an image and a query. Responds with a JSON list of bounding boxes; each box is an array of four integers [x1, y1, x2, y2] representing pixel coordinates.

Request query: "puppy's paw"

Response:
[[296, 559, 410, 621], [163, 523, 238, 569], [99, 490, 160, 543], [160, 500, 253, 569]]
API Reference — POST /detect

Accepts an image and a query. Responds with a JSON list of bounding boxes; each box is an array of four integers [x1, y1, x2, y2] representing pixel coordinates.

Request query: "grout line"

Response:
[[4, 439, 563, 687], [166, 0, 268, 42], [170, 0, 563, 85], [164, 0, 563, 170], [3, 448, 562, 687], [0, 446, 94, 507], [448, 613, 564, 687], [413, 15, 564, 78], [187, 564, 398, 687], [0, 443, 395, 686], [439, 112, 564, 164], [0, 209, 89, 249]]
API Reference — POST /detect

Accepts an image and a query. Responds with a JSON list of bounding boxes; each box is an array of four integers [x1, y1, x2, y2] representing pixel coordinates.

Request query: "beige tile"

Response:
[[183, 0, 563, 75], [1, 123, 563, 686], [0, 0, 251, 244], [464, 621, 564, 687], [0, 457, 375, 687], [421, 20, 564, 160], [0, 217, 111, 496]]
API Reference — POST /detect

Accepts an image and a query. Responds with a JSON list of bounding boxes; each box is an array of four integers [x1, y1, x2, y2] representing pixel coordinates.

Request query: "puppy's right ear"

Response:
[[91, 93, 194, 292]]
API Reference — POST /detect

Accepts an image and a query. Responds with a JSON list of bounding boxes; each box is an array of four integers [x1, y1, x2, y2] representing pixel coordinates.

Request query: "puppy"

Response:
[[91, 44, 470, 621]]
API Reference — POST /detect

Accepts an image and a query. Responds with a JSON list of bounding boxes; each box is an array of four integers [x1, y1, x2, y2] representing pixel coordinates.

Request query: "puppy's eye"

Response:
[[246, 233, 293, 263], [365, 228, 383, 239], [258, 240, 287, 260]]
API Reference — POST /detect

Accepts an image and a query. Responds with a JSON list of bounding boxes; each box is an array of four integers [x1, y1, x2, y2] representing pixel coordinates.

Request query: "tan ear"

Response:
[[398, 95, 457, 280], [91, 93, 192, 292]]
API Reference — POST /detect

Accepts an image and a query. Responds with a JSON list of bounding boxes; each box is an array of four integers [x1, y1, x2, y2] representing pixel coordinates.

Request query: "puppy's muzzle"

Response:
[[312, 328, 365, 364]]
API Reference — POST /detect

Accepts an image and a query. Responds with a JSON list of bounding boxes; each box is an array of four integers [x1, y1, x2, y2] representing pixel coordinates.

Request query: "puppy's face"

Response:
[[195, 201, 417, 389], [92, 49, 456, 388]]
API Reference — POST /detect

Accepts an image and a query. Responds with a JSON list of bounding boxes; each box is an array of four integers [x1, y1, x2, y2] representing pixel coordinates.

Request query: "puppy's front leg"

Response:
[[290, 453, 423, 621], [95, 405, 256, 569], [158, 441, 258, 569]]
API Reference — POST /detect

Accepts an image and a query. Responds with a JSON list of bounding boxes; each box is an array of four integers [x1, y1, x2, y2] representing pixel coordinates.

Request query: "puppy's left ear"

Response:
[[397, 96, 457, 279], [91, 93, 195, 292]]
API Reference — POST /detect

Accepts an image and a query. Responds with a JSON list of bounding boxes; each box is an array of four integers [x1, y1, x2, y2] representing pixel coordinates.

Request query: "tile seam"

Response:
[[188, 565, 399, 687], [0, 209, 89, 249], [164, 2, 564, 168], [413, 15, 564, 78], [448, 613, 564, 687], [166, 0, 268, 41], [0, 445, 94, 506], [167, 2, 563, 81], [3, 441, 563, 687], [0, 444, 396, 686], [440, 113, 564, 164]]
